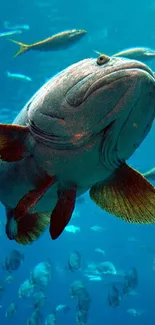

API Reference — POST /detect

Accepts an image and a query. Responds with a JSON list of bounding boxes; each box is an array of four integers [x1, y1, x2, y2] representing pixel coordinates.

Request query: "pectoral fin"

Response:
[[50, 187, 77, 240], [0, 124, 30, 161], [90, 163, 155, 224]]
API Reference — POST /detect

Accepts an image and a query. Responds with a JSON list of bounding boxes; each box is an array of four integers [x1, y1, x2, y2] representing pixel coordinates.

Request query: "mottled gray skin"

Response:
[[0, 57, 155, 217]]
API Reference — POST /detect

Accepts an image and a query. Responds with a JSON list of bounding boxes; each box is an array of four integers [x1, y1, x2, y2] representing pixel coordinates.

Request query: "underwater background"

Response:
[[1, 0, 155, 324]]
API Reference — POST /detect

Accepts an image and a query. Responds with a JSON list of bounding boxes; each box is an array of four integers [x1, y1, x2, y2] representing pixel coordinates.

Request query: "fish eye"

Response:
[[97, 54, 110, 65]]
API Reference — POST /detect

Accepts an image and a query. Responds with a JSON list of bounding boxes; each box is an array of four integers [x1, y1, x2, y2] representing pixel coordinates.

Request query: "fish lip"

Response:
[[28, 119, 59, 139], [102, 61, 154, 81], [28, 61, 154, 129], [40, 111, 65, 121], [113, 62, 154, 77], [84, 65, 155, 101]]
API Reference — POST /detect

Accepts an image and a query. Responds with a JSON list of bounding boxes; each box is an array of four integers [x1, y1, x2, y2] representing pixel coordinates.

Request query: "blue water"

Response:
[[1, 0, 155, 324]]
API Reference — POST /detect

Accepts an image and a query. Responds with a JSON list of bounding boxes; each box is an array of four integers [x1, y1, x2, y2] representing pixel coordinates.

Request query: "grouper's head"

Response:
[[27, 55, 155, 168]]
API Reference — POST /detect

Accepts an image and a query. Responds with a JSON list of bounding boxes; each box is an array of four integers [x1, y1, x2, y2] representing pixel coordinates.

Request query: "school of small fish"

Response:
[[0, 247, 140, 323]]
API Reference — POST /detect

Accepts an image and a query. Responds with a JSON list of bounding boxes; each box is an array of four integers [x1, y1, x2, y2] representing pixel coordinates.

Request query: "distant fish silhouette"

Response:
[[0, 30, 22, 38], [4, 21, 30, 31], [6, 71, 32, 82]]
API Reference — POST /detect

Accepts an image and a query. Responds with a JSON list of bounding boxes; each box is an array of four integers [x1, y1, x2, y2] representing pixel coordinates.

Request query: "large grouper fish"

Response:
[[1, 54, 155, 245]]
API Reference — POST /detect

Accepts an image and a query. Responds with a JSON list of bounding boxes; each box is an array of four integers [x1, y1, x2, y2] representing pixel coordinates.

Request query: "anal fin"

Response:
[[50, 187, 77, 240], [90, 163, 155, 224]]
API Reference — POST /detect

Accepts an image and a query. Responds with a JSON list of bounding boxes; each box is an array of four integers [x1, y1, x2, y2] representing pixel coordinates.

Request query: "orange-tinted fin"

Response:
[[50, 187, 77, 240], [5, 175, 56, 243], [6, 209, 51, 244], [0, 124, 29, 162], [15, 212, 51, 245], [9, 39, 30, 57], [90, 163, 155, 224]]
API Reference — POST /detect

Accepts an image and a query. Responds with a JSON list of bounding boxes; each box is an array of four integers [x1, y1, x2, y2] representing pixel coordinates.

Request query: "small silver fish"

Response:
[[0, 30, 22, 38], [143, 167, 155, 180], [4, 21, 30, 31], [113, 47, 155, 62], [6, 71, 32, 82], [95, 47, 155, 63]]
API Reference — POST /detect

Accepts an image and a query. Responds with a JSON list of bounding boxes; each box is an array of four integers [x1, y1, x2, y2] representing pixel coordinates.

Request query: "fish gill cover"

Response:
[[0, 0, 155, 324]]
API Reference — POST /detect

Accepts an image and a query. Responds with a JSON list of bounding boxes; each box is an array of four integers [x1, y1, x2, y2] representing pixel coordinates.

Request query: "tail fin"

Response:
[[9, 39, 30, 57]]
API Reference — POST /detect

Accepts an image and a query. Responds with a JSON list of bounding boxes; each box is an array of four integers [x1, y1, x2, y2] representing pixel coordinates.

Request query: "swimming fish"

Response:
[[97, 261, 117, 275], [77, 289, 91, 324], [95, 47, 155, 63], [3, 249, 24, 272], [6, 71, 32, 82], [9, 29, 87, 57], [68, 250, 81, 271], [0, 30, 22, 38], [123, 267, 138, 295], [45, 312, 56, 325], [113, 47, 155, 62], [127, 308, 144, 316], [143, 167, 155, 180], [108, 285, 121, 308], [5, 303, 17, 319], [4, 21, 30, 31], [0, 54, 155, 245]]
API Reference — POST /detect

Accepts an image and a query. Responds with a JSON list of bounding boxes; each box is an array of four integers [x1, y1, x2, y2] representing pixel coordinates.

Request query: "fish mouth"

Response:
[[69, 29, 87, 37], [65, 59, 154, 107], [29, 118, 100, 149], [83, 61, 154, 101], [28, 59, 155, 150], [29, 119, 59, 140]]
